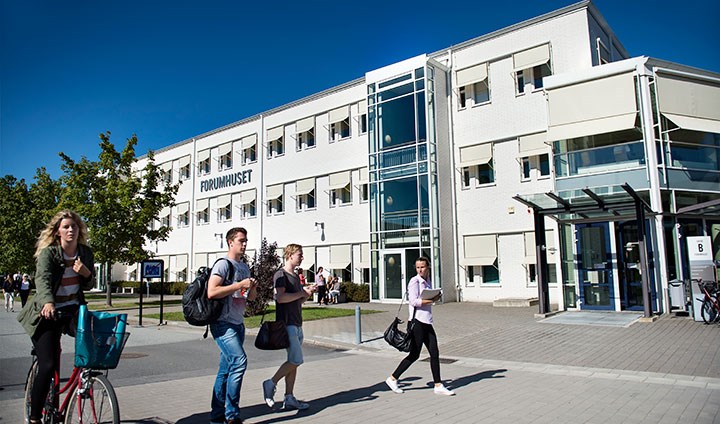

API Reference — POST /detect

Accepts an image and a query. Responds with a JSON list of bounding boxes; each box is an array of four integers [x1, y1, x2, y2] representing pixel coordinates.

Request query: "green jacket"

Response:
[[17, 243, 95, 337]]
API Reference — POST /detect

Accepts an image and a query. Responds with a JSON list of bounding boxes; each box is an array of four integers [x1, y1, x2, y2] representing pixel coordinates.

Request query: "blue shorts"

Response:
[[286, 325, 304, 366]]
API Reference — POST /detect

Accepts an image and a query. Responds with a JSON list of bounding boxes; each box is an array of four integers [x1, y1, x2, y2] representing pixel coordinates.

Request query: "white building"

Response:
[[117, 0, 720, 314]]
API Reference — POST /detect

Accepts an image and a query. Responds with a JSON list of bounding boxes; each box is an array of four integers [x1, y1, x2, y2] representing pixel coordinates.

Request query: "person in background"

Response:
[[385, 256, 455, 396], [18, 210, 96, 423], [207, 227, 257, 424], [262, 244, 317, 411], [314, 266, 327, 305], [297, 268, 306, 286], [19, 274, 31, 308], [328, 275, 341, 304], [3, 274, 15, 312]]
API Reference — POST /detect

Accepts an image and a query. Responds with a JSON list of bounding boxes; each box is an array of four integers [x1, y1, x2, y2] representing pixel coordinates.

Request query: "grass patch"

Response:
[[89, 299, 182, 311], [145, 305, 381, 328]]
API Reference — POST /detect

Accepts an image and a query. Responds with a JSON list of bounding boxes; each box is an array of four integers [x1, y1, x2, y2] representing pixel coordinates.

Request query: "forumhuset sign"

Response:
[[199, 169, 253, 192]]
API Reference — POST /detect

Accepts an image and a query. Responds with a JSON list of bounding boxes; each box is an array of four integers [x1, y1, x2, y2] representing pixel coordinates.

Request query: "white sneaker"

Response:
[[262, 379, 276, 408], [283, 394, 309, 410], [434, 384, 455, 396], [385, 377, 403, 393]]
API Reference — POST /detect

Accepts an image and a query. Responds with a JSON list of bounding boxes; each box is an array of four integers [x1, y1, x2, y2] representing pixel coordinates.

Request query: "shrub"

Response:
[[245, 238, 281, 317], [340, 281, 369, 302]]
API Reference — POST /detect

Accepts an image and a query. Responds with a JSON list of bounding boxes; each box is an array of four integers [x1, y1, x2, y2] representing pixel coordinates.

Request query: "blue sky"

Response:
[[1, 0, 718, 183]]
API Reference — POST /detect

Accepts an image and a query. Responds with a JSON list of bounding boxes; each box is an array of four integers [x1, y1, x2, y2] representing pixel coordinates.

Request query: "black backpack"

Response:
[[182, 258, 233, 336]]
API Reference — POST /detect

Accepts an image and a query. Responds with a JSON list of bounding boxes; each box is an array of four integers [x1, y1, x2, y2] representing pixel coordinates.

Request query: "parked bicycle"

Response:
[[698, 279, 720, 324], [23, 307, 129, 423]]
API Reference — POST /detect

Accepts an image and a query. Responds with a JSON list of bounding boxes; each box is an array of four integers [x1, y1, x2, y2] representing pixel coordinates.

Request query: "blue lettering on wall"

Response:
[[199, 169, 253, 192]]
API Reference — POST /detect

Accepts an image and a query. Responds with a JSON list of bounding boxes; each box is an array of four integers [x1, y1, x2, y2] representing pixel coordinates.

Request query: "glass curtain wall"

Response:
[[368, 66, 438, 300]]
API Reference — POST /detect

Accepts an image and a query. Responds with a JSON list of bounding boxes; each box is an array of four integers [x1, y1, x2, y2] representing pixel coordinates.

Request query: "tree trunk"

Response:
[[105, 262, 113, 307]]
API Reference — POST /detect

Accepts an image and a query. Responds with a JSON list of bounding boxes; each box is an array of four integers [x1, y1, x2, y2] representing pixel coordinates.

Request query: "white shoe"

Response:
[[434, 384, 455, 396], [283, 394, 309, 410], [385, 377, 403, 393], [262, 379, 276, 408]]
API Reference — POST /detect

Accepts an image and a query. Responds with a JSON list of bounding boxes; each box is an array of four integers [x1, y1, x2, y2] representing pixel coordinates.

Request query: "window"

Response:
[[267, 127, 284, 158], [198, 156, 211, 176], [456, 62, 489, 108], [513, 44, 551, 94], [197, 206, 209, 225], [360, 183, 369, 202], [297, 131, 315, 150], [179, 163, 191, 181], [177, 269, 187, 282], [467, 264, 499, 285], [330, 118, 350, 141], [516, 64, 551, 94], [160, 164, 172, 184], [268, 196, 284, 215], [161, 214, 170, 228], [218, 202, 232, 222], [177, 211, 189, 227], [462, 163, 495, 187], [297, 190, 315, 211], [219, 151, 232, 170], [241, 200, 256, 218], [360, 113, 368, 134], [521, 154, 551, 179], [331, 185, 352, 206], [527, 263, 558, 286], [242, 144, 256, 163]]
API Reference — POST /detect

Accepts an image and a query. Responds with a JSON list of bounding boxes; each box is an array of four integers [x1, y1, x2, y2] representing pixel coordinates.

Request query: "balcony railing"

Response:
[[554, 141, 645, 177]]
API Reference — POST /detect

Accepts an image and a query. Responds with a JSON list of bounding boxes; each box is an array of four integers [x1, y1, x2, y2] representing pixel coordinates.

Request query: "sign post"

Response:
[[141, 259, 165, 326]]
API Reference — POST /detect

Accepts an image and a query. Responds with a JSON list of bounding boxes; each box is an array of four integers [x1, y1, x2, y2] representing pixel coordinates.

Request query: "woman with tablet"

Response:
[[384, 256, 455, 396]]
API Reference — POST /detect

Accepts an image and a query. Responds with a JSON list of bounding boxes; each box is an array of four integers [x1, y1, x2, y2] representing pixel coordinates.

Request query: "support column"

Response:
[[534, 209, 550, 314]]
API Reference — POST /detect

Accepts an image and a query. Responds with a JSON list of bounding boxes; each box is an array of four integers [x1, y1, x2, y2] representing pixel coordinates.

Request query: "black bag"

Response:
[[384, 317, 414, 352], [254, 314, 289, 350], [182, 258, 233, 333], [383, 291, 416, 352]]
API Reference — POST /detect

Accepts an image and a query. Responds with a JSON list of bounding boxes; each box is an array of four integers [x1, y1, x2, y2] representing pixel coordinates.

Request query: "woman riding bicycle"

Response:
[[17, 210, 95, 423]]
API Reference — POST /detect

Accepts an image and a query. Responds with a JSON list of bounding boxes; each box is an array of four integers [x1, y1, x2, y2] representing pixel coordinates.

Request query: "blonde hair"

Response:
[[35, 210, 89, 257], [283, 243, 303, 260]]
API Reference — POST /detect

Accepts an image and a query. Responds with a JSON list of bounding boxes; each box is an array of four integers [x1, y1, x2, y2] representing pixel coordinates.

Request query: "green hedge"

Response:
[[111, 280, 187, 295], [340, 281, 369, 302]]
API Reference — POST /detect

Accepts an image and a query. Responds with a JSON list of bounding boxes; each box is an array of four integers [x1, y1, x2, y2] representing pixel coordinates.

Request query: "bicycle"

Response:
[[698, 280, 720, 324], [23, 308, 128, 423]]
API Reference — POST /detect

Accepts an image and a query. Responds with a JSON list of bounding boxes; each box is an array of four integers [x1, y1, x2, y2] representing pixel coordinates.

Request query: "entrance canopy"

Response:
[[514, 183, 653, 223]]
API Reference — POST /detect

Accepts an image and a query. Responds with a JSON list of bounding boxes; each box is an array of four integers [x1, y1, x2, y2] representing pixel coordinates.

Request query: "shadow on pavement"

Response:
[[174, 370, 506, 423]]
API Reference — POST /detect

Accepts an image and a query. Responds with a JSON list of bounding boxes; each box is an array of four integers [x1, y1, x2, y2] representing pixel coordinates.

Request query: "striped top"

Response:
[[54, 252, 81, 308]]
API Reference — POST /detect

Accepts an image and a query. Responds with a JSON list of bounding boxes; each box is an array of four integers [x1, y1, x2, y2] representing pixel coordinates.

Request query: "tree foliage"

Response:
[[245, 238, 281, 316], [58, 132, 179, 305], [0, 176, 35, 274]]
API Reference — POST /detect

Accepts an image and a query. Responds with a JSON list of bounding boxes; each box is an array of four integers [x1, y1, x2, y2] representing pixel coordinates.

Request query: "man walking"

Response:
[[262, 244, 317, 410], [207, 227, 257, 424]]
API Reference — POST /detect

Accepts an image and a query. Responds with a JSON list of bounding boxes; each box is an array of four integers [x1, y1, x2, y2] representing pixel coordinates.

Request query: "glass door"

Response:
[[616, 221, 644, 311], [382, 250, 406, 301], [576, 223, 615, 310]]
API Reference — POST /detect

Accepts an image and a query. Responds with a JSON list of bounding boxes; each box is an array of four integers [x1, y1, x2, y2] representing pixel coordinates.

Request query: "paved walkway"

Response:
[[2, 298, 719, 423]]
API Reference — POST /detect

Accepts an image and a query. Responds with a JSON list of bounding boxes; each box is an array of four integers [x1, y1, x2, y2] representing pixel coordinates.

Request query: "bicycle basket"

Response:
[[75, 305, 130, 370]]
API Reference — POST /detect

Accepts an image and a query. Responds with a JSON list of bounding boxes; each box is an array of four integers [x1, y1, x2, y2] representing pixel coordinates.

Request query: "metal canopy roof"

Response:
[[514, 183, 653, 222], [676, 198, 720, 216]]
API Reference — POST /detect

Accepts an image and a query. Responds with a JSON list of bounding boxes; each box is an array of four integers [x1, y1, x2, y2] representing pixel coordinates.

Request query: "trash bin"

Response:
[[668, 279, 686, 311]]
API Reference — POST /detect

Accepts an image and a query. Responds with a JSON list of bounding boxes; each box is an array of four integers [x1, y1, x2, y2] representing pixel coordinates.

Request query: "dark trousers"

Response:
[[391, 320, 441, 384], [317, 285, 327, 305], [30, 318, 64, 419], [20, 289, 30, 307]]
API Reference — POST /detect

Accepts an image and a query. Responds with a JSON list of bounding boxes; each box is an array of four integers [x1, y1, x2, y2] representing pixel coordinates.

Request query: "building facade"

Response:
[[116, 1, 720, 313]]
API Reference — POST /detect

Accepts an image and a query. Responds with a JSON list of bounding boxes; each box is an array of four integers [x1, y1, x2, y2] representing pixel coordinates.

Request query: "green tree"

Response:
[[0, 176, 35, 274], [246, 238, 281, 316], [59, 132, 179, 305]]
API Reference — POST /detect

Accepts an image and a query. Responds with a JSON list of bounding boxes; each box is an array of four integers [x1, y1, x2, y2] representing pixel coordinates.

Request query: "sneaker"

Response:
[[385, 377, 403, 394], [433, 384, 455, 396], [226, 419, 242, 424], [283, 394, 309, 410], [262, 379, 276, 408]]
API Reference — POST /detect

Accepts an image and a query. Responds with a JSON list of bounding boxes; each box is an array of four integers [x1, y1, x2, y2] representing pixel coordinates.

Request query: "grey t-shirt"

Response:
[[211, 257, 250, 325], [274, 269, 304, 327]]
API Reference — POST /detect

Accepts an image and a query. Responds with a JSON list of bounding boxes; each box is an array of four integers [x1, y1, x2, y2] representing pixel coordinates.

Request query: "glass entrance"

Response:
[[382, 250, 406, 301], [576, 223, 615, 310], [616, 221, 644, 310]]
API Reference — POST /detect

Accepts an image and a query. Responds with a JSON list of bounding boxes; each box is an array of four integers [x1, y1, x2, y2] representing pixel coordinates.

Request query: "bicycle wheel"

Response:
[[64, 374, 119, 424], [701, 298, 719, 324], [23, 360, 38, 423], [24, 360, 56, 424]]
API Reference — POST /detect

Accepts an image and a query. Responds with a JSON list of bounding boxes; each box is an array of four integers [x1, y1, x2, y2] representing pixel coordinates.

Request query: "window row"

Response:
[[455, 43, 552, 109], [459, 134, 551, 188]]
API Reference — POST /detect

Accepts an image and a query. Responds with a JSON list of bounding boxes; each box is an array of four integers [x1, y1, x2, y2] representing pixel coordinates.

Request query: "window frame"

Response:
[[296, 189, 316, 212], [330, 184, 352, 207], [330, 118, 351, 142]]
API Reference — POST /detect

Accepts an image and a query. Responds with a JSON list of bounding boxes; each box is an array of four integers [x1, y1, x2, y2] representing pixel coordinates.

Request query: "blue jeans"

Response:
[[210, 321, 247, 421]]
